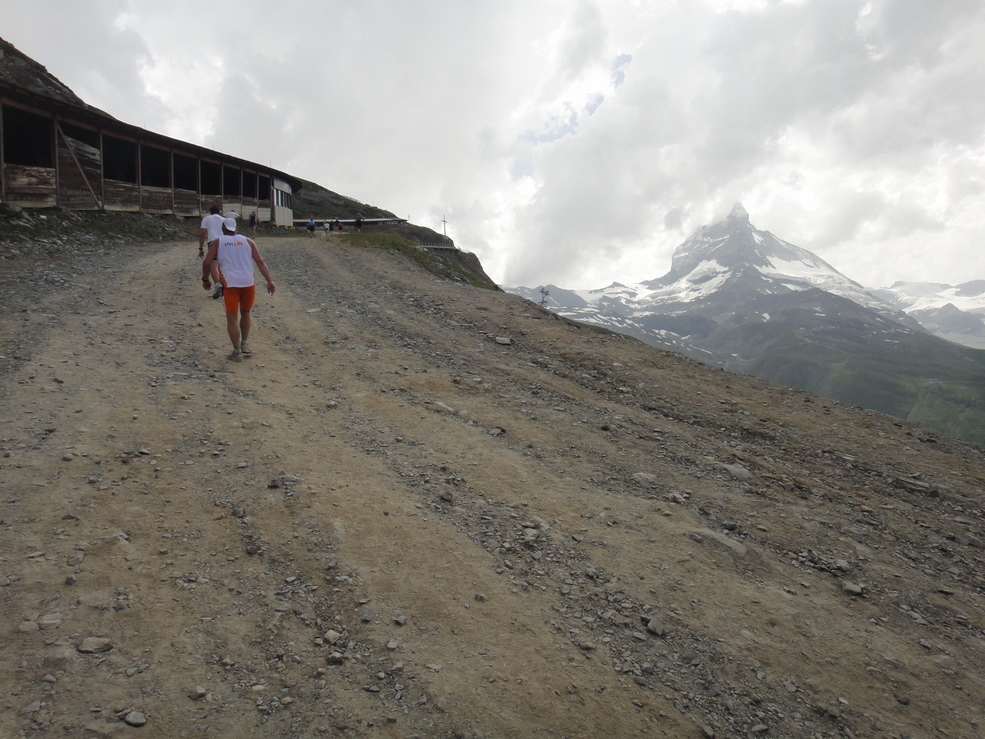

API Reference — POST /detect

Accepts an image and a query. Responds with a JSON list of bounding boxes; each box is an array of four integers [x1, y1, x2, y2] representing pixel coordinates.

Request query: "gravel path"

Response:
[[1, 235, 984, 737]]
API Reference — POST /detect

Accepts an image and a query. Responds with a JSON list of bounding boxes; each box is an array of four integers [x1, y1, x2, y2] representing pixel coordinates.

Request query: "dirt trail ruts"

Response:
[[1, 236, 984, 738]]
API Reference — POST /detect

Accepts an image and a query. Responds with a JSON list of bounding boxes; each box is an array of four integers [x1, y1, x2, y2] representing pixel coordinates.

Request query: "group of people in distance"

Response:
[[306, 214, 362, 237], [198, 206, 275, 363]]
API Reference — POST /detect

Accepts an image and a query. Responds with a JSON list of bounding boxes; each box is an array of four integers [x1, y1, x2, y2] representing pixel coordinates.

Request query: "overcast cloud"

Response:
[[3, 0, 984, 290]]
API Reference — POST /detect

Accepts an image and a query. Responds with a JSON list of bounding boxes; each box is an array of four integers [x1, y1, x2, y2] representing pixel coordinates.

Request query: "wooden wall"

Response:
[[3, 164, 56, 206], [56, 129, 101, 210], [1, 99, 294, 223]]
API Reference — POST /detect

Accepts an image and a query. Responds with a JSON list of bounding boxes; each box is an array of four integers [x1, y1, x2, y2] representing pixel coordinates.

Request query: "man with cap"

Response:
[[202, 217, 276, 362], [198, 205, 225, 298]]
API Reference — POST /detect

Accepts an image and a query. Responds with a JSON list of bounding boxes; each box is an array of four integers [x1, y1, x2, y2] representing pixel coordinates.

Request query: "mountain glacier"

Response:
[[510, 203, 916, 345]]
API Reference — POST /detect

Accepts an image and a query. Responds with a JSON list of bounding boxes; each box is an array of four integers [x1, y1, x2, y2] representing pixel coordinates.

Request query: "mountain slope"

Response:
[[710, 289, 985, 443], [640, 203, 894, 319], [2, 231, 985, 738], [873, 280, 985, 349], [508, 206, 985, 445]]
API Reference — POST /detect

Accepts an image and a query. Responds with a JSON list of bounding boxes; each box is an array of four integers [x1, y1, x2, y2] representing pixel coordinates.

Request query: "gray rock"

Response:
[[124, 710, 147, 726], [645, 618, 667, 637], [37, 613, 63, 630], [78, 637, 114, 653], [691, 529, 747, 558], [722, 463, 752, 480]]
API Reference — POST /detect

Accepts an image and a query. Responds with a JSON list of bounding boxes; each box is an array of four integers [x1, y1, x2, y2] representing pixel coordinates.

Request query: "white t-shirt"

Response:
[[201, 213, 224, 242], [216, 234, 255, 288]]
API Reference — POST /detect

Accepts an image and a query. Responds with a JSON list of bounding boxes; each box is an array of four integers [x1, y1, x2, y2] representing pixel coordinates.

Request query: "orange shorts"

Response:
[[222, 285, 256, 313]]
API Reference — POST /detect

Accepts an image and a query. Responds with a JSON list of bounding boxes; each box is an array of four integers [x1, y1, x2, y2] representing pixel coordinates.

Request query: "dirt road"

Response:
[[1, 236, 984, 737]]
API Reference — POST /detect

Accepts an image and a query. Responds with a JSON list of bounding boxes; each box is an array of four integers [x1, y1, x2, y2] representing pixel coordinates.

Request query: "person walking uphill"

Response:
[[201, 218, 276, 362], [199, 205, 225, 298]]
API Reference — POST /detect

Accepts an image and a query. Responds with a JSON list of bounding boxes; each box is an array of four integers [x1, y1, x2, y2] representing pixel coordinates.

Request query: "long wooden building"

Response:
[[0, 37, 300, 224]]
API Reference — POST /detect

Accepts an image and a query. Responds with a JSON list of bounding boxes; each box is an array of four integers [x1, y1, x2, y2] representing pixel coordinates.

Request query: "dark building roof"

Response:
[[0, 36, 302, 193]]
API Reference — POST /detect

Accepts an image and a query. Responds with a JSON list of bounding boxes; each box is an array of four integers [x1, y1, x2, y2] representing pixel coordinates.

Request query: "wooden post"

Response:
[[55, 121, 102, 210]]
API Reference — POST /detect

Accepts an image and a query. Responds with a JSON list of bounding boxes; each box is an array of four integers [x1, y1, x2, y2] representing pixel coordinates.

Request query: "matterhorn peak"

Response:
[[728, 202, 750, 223]]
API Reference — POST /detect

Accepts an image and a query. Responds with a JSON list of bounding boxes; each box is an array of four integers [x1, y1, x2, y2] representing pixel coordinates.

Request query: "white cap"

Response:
[[222, 218, 237, 232]]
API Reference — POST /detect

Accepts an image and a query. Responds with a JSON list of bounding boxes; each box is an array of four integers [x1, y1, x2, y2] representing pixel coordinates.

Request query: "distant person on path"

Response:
[[224, 210, 239, 221], [324, 219, 331, 237], [334, 219, 343, 232], [198, 205, 225, 298], [307, 218, 316, 237], [201, 217, 276, 362], [248, 211, 258, 238], [354, 214, 363, 232]]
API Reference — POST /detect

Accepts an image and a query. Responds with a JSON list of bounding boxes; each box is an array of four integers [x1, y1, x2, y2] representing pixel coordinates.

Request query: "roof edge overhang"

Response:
[[0, 79, 303, 193]]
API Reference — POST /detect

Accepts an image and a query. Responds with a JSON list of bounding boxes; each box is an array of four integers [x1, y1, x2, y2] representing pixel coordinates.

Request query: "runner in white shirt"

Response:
[[201, 218, 276, 362]]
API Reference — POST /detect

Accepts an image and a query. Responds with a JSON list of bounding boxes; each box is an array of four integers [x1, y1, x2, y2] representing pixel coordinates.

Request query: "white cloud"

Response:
[[2, 0, 984, 290]]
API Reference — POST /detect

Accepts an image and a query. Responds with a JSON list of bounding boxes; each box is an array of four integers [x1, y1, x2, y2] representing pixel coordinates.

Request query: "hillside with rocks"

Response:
[[1, 221, 985, 738]]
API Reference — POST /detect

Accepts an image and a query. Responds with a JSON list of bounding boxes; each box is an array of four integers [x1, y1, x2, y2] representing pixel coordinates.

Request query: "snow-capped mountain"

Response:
[[873, 280, 985, 314], [517, 204, 902, 320], [511, 202, 914, 341], [871, 281, 985, 349], [507, 205, 985, 446], [639, 203, 896, 315]]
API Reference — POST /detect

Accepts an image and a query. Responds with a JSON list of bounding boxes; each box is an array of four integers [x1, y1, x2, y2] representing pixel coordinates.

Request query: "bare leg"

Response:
[[240, 309, 252, 345], [226, 311, 241, 351]]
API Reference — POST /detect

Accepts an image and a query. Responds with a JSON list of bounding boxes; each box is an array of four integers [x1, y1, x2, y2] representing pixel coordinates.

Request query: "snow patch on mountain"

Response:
[[873, 281, 985, 315]]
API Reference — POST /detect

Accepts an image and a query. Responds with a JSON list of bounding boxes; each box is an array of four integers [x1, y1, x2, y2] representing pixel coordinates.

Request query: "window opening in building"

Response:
[[140, 145, 170, 188], [242, 170, 257, 200], [201, 160, 221, 195], [223, 166, 242, 197], [173, 153, 197, 191], [2, 106, 54, 167], [103, 135, 137, 183]]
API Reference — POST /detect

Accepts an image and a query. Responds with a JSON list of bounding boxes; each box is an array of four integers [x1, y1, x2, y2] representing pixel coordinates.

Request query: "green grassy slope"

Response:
[[710, 290, 985, 445]]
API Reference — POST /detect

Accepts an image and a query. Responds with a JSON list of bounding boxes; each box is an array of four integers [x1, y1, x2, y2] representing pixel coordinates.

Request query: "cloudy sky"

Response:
[[3, 0, 984, 289]]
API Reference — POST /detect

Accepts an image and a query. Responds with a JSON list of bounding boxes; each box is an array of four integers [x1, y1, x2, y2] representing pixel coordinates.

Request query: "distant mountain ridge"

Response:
[[509, 205, 985, 445], [872, 280, 985, 349]]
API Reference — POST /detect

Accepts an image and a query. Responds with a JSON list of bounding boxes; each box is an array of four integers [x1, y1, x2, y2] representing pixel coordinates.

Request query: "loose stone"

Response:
[[125, 710, 147, 726], [77, 637, 114, 653]]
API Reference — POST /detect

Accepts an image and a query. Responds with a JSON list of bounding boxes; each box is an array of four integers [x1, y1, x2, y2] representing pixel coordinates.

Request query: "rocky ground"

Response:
[[1, 224, 984, 738]]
